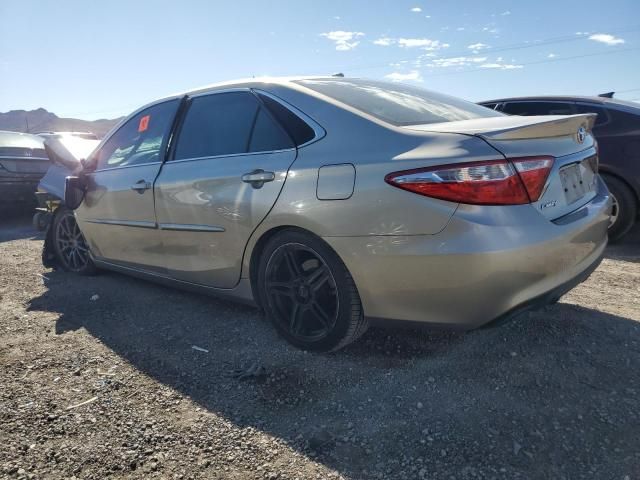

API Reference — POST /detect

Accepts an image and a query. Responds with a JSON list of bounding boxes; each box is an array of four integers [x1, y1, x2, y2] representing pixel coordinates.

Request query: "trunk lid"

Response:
[[404, 114, 599, 220], [0, 146, 49, 174]]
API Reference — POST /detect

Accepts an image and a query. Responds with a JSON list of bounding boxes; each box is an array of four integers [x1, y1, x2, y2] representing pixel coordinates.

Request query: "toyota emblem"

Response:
[[577, 126, 586, 144]]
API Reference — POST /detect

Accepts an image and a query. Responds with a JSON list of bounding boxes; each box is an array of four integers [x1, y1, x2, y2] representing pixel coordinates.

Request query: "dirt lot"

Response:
[[1, 212, 639, 480]]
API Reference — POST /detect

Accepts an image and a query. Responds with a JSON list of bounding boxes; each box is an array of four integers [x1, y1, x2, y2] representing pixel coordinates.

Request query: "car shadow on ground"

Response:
[[27, 265, 640, 478]]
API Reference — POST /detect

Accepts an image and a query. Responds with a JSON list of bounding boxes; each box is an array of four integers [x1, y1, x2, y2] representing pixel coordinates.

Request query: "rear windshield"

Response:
[[295, 78, 503, 126]]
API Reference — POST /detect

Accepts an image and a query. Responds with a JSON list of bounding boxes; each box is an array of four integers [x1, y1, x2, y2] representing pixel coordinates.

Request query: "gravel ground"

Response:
[[1, 211, 639, 480]]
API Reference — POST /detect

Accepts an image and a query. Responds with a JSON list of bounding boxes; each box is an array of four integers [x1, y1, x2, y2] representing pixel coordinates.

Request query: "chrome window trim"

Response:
[[167, 148, 295, 166], [252, 88, 326, 148]]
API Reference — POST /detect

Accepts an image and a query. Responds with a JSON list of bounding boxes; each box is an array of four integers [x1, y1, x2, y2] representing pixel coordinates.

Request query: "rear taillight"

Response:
[[512, 157, 554, 201], [385, 157, 553, 205]]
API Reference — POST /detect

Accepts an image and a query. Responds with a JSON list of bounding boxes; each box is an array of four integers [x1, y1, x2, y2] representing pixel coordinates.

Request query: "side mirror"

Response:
[[64, 176, 85, 210]]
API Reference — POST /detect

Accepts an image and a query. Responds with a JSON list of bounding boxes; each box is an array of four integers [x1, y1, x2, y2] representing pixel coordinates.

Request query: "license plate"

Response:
[[560, 163, 587, 205]]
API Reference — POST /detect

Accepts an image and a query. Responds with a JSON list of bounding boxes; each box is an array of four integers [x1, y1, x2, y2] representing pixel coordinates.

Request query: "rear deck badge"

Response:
[[577, 126, 586, 144]]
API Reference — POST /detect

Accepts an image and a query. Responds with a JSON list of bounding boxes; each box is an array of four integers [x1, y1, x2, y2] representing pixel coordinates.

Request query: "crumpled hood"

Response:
[[38, 136, 100, 200]]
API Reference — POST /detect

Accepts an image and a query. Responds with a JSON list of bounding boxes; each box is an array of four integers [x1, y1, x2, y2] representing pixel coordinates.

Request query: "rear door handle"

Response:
[[241, 169, 275, 189], [130, 180, 152, 194]]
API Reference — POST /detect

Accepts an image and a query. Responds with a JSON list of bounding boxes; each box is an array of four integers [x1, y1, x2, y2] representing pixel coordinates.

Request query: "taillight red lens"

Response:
[[512, 157, 554, 201], [385, 157, 554, 206]]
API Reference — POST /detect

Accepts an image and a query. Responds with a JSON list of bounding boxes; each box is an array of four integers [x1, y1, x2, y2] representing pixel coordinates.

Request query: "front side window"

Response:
[[295, 78, 503, 126], [95, 99, 179, 170], [502, 102, 575, 116], [173, 91, 293, 161]]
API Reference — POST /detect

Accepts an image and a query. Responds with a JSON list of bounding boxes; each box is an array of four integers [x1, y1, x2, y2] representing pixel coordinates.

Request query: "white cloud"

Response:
[[373, 37, 394, 46], [373, 37, 449, 51], [589, 33, 625, 46], [410, 7, 422, 12], [320, 31, 365, 51], [500, 10, 511, 15], [397, 38, 449, 50], [468, 42, 489, 51], [385, 70, 424, 82], [479, 62, 523, 70], [547, 53, 557, 58], [425, 15, 431, 18], [428, 56, 487, 68], [457, 27, 465, 31]]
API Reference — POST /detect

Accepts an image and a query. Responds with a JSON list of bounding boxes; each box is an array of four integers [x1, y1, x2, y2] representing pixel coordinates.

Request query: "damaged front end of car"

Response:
[[36, 136, 99, 268]]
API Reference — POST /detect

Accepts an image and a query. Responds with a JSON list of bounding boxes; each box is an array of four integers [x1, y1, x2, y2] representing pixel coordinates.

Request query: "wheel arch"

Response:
[[599, 167, 640, 206]]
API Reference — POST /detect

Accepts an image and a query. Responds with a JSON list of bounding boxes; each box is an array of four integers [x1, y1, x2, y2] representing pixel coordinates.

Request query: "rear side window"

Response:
[[174, 92, 293, 160], [574, 104, 610, 126], [295, 78, 503, 126], [256, 92, 316, 145], [249, 108, 293, 152], [502, 102, 574, 116], [95, 99, 179, 170], [174, 92, 258, 160]]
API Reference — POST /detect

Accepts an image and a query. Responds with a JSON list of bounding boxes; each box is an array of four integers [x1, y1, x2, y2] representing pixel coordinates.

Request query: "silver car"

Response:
[[40, 77, 611, 351]]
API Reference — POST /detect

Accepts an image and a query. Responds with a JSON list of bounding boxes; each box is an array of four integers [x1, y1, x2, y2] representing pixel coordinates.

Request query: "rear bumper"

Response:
[[324, 177, 612, 328]]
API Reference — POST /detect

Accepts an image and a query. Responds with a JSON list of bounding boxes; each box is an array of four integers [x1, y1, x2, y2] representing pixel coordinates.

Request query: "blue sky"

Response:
[[1, 0, 638, 120]]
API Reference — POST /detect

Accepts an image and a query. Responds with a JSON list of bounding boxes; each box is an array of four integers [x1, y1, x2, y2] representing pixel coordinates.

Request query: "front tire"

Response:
[[257, 230, 368, 352], [51, 207, 96, 274], [602, 174, 637, 242]]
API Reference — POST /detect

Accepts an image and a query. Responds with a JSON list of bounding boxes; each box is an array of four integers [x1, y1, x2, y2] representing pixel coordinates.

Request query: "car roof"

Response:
[[166, 76, 334, 99], [479, 95, 640, 111], [0, 130, 45, 148], [126, 76, 358, 120]]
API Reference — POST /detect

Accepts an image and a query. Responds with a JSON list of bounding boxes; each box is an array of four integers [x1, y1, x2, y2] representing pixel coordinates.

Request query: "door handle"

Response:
[[130, 180, 151, 194], [241, 169, 275, 189]]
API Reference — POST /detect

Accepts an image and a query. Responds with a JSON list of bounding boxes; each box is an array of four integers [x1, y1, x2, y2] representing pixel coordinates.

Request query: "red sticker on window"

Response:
[[138, 115, 150, 132]]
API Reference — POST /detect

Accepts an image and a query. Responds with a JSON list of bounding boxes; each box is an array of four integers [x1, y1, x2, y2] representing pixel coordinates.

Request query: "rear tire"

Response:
[[602, 174, 636, 242], [257, 229, 368, 352], [51, 207, 97, 275]]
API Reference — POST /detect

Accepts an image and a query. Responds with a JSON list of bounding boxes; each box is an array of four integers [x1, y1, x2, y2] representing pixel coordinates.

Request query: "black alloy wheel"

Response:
[[52, 207, 96, 274], [258, 230, 368, 351], [265, 242, 339, 343]]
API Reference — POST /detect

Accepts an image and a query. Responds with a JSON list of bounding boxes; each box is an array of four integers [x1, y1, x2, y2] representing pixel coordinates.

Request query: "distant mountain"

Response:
[[0, 108, 123, 138]]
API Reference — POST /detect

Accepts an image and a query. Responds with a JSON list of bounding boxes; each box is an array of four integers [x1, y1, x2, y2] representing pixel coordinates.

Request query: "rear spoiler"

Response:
[[473, 114, 597, 141], [406, 114, 597, 141]]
